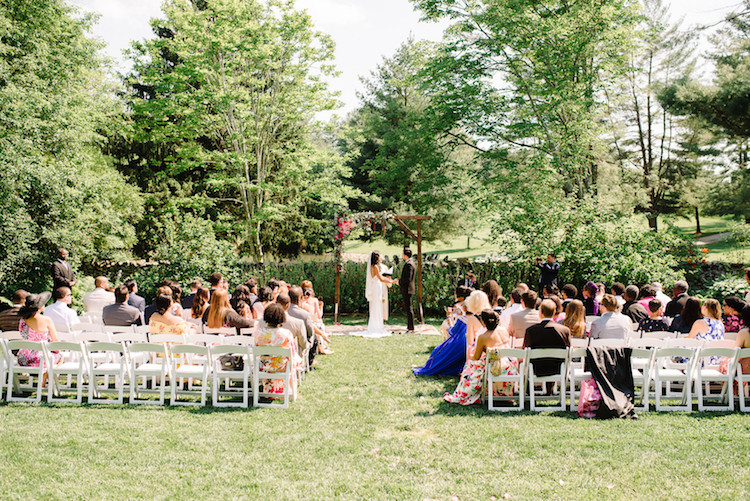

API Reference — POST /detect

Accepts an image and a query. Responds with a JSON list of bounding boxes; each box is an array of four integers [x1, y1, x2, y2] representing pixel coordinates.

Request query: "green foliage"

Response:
[[701, 273, 748, 300]]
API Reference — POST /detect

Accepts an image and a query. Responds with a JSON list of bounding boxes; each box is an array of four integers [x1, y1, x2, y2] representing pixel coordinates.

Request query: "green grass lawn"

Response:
[[1, 333, 749, 499]]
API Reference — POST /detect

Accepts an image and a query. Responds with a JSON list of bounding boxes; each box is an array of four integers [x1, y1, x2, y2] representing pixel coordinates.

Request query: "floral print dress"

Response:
[[255, 326, 301, 394], [443, 341, 518, 405], [18, 319, 59, 367], [697, 318, 725, 366]]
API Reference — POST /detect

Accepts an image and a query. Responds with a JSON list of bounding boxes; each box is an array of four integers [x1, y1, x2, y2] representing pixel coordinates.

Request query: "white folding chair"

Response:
[[703, 340, 735, 349], [54, 322, 71, 333], [128, 343, 169, 405], [652, 347, 696, 411], [736, 348, 750, 412], [724, 332, 738, 341], [641, 330, 676, 340], [570, 338, 588, 348], [185, 317, 203, 331], [664, 338, 703, 349], [239, 327, 255, 336], [211, 345, 251, 407], [5, 340, 47, 402], [222, 335, 254, 346], [0, 339, 7, 399], [253, 345, 296, 408], [527, 348, 568, 411], [567, 347, 591, 411], [80, 313, 102, 324], [103, 325, 135, 335], [629, 338, 666, 349], [630, 347, 654, 411], [170, 344, 210, 406], [589, 339, 627, 348], [133, 325, 151, 336], [111, 332, 149, 345], [46, 341, 87, 404], [204, 327, 236, 336], [694, 347, 738, 411], [486, 348, 527, 411], [72, 322, 103, 333], [1, 330, 22, 341], [86, 341, 127, 404]]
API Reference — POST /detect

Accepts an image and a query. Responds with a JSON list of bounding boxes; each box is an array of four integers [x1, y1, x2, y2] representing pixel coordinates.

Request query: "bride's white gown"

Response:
[[357, 261, 391, 338]]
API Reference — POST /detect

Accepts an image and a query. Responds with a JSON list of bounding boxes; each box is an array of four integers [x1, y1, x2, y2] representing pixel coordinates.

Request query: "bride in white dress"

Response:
[[361, 251, 397, 338]]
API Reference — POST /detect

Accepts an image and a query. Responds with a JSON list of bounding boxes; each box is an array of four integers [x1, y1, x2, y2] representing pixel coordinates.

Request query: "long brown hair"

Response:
[[207, 289, 231, 328], [563, 299, 586, 338], [191, 287, 209, 319]]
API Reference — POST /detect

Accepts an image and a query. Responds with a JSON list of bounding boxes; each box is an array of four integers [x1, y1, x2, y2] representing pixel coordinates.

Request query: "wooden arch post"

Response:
[[333, 214, 430, 325]]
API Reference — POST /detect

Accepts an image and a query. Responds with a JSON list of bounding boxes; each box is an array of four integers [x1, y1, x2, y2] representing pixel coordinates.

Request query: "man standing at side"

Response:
[[52, 248, 76, 291], [535, 253, 560, 293], [400, 246, 416, 332]]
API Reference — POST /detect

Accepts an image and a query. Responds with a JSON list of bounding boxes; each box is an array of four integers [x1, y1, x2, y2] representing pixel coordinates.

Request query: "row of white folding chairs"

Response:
[[53, 322, 254, 336], [486, 344, 750, 413], [0, 339, 296, 409]]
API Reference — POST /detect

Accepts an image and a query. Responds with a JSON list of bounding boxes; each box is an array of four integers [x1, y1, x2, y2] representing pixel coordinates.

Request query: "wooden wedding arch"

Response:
[[333, 212, 430, 324]]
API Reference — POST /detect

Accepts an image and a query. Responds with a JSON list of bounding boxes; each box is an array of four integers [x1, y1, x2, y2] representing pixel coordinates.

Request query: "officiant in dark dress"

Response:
[[400, 246, 416, 332]]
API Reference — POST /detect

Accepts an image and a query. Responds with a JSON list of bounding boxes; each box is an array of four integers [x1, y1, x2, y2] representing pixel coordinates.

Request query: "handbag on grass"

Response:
[[577, 377, 602, 418]]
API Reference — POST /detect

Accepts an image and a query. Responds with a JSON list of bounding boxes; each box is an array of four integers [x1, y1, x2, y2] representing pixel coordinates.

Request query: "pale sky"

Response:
[[68, 0, 747, 116]]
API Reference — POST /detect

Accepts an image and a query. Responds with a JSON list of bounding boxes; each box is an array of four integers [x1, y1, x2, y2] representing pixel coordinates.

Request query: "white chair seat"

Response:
[[657, 368, 687, 379], [698, 369, 724, 379], [133, 363, 165, 375], [96, 362, 126, 373]]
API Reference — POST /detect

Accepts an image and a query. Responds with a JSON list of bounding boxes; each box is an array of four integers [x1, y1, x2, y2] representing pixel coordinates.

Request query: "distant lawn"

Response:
[[343, 227, 497, 260], [1, 333, 748, 499]]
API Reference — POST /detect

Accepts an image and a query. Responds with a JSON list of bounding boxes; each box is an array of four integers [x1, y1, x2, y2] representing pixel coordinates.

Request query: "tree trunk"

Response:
[[466, 235, 470, 249], [647, 214, 658, 231], [695, 206, 701, 234]]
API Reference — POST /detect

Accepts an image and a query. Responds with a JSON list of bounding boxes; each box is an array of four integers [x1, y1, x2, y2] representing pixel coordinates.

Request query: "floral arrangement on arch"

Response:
[[334, 211, 395, 271]]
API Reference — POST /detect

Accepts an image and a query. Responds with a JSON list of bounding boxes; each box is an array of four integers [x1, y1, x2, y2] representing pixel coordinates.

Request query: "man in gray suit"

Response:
[[102, 285, 142, 326], [287, 286, 318, 366]]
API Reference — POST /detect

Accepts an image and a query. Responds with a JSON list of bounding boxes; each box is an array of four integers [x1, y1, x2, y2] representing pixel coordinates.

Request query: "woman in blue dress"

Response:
[[413, 290, 491, 376]]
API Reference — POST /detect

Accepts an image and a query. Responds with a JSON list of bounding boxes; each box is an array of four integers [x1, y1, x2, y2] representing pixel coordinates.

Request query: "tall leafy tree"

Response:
[[0, 0, 141, 294], [120, 0, 339, 260]]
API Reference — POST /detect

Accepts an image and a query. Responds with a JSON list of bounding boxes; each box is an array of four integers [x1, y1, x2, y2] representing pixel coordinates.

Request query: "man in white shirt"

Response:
[[652, 283, 671, 309], [44, 287, 79, 329], [500, 288, 523, 328], [611, 282, 626, 307], [82, 276, 115, 315], [508, 291, 541, 341]]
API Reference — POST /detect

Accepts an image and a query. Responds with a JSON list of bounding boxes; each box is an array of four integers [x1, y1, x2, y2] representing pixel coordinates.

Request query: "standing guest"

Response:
[[203, 289, 254, 329], [149, 294, 194, 336], [254, 303, 302, 395], [622, 285, 648, 323], [230, 285, 254, 319], [524, 299, 571, 376], [144, 285, 173, 325], [82, 277, 115, 316], [652, 283, 671, 308], [51, 248, 76, 290], [482, 280, 504, 316], [400, 247, 417, 332], [561, 284, 578, 309], [611, 283, 626, 307], [274, 293, 307, 356], [0, 290, 29, 331], [562, 299, 586, 339], [252, 286, 273, 320], [182, 279, 202, 309], [459, 271, 477, 290], [665, 280, 689, 317], [589, 294, 632, 340], [288, 286, 319, 367], [500, 288, 523, 329], [638, 299, 670, 333], [535, 253, 560, 291], [44, 287, 79, 329], [670, 296, 704, 334], [722, 296, 745, 333], [508, 291, 541, 341], [582, 281, 599, 316], [103, 285, 142, 326], [190, 287, 210, 320], [17, 292, 59, 367], [124, 279, 146, 314]]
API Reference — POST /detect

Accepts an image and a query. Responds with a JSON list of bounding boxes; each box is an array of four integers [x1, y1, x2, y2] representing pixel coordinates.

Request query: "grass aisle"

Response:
[[1, 334, 749, 499]]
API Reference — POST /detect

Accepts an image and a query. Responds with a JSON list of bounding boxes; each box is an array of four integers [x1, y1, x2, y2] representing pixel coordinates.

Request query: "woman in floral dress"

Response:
[[255, 303, 302, 395], [17, 292, 60, 367], [444, 309, 517, 405], [687, 298, 725, 366]]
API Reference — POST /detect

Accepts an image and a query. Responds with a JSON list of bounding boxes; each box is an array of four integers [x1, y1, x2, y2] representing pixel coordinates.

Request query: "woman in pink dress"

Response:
[[255, 303, 302, 395], [17, 292, 60, 367]]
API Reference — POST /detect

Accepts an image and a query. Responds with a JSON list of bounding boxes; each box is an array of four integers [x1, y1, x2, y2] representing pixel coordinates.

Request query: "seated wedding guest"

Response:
[[165, 280, 184, 317], [203, 289, 254, 329], [562, 299, 586, 338], [589, 294, 632, 340], [288, 286, 319, 366], [686, 298, 725, 342], [524, 299, 571, 377], [252, 286, 273, 319], [542, 283, 560, 299], [267, 279, 282, 301], [255, 303, 302, 396], [595, 282, 605, 307], [44, 287, 79, 329], [722, 296, 745, 333], [652, 282, 671, 308], [508, 291, 540, 340], [274, 293, 307, 356], [638, 299, 670, 333], [665, 280, 689, 317], [516, 283, 530, 293], [746, 268, 750, 304], [301, 284, 332, 354], [622, 285, 648, 323], [582, 281, 599, 316], [637, 284, 656, 310], [102, 285, 142, 326], [670, 296, 704, 334], [441, 285, 471, 340], [182, 279, 202, 309], [460, 271, 477, 289], [208, 272, 224, 299], [83, 276, 115, 315], [149, 294, 194, 336], [611, 282, 626, 306], [561, 284, 577, 309], [0, 290, 29, 331], [500, 288, 523, 328], [413, 290, 490, 376], [230, 285, 253, 319], [190, 287, 210, 319], [244, 277, 259, 305], [482, 280, 504, 316], [444, 309, 516, 405], [17, 292, 59, 367], [549, 295, 565, 322], [144, 285, 173, 324], [721, 304, 750, 382], [124, 279, 146, 314]]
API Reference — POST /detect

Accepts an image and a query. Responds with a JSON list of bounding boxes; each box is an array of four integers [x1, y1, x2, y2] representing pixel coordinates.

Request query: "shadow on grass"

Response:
[[0, 398, 261, 413], [414, 399, 579, 419]]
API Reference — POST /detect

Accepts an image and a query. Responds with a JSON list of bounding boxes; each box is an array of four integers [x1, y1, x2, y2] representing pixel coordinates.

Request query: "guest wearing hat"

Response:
[[17, 292, 60, 367]]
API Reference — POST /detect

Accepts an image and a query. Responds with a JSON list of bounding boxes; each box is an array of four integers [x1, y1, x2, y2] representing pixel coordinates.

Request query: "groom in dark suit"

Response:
[[400, 246, 416, 332]]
